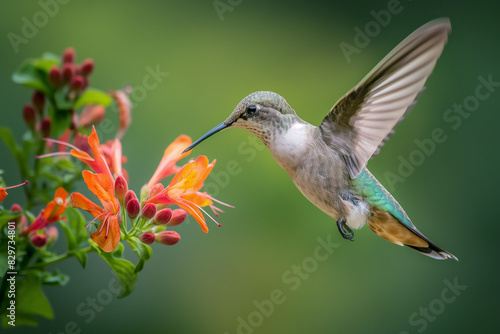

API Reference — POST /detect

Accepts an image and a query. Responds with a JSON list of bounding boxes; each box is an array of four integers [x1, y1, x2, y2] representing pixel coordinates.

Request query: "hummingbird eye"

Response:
[[246, 105, 257, 116]]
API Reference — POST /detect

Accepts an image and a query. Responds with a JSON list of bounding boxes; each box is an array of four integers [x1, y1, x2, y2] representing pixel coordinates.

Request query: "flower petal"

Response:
[[168, 156, 208, 194], [91, 214, 121, 252], [82, 171, 120, 213], [71, 192, 104, 218], [70, 126, 112, 179]]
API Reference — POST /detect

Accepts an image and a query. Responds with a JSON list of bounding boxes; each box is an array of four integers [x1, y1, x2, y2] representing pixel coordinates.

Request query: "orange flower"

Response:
[[146, 135, 192, 189], [39, 126, 113, 180], [0, 180, 28, 203], [71, 171, 121, 252], [24, 187, 68, 234], [146, 156, 231, 233]]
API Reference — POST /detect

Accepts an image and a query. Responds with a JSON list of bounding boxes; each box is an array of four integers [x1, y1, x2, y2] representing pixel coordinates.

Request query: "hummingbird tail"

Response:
[[368, 208, 458, 261]]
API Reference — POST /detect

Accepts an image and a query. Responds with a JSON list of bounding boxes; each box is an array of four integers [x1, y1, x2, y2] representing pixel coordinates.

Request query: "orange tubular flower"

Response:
[[146, 135, 192, 190], [24, 187, 68, 234], [71, 171, 121, 252], [110, 88, 132, 140], [0, 180, 28, 203], [146, 156, 231, 233], [39, 126, 113, 180]]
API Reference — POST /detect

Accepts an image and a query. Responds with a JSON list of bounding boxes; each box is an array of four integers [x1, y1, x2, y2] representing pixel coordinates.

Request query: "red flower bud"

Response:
[[22, 104, 36, 129], [166, 209, 188, 227], [70, 75, 84, 92], [49, 66, 61, 87], [32, 91, 45, 115], [114, 176, 128, 203], [41, 117, 51, 137], [10, 203, 22, 212], [62, 63, 74, 83], [140, 232, 155, 245], [124, 190, 137, 207], [126, 198, 140, 219], [62, 47, 75, 63], [156, 231, 181, 246], [153, 208, 172, 225], [141, 203, 157, 220], [81, 58, 94, 77], [31, 234, 47, 248]]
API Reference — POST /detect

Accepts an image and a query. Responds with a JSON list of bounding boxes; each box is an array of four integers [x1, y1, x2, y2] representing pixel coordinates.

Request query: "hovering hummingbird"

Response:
[[184, 19, 457, 260]]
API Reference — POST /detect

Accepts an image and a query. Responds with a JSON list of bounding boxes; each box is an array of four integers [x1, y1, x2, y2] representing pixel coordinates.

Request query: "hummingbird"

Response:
[[184, 19, 457, 260]]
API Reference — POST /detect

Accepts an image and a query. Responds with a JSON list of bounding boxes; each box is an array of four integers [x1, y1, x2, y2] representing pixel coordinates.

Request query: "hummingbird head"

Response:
[[184, 91, 296, 152]]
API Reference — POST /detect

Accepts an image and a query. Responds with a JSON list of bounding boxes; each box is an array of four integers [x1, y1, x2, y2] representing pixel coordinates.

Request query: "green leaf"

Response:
[[0, 273, 54, 327], [32, 52, 60, 72], [74, 88, 112, 109], [0, 128, 30, 183], [60, 208, 88, 252], [127, 236, 152, 273], [90, 241, 137, 298], [12, 60, 51, 94], [40, 269, 69, 286]]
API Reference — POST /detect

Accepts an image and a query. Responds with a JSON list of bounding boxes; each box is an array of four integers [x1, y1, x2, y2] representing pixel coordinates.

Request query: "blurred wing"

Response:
[[320, 18, 451, 178]]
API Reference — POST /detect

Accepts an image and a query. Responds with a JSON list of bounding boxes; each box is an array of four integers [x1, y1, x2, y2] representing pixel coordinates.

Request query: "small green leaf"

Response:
[[74, 88, 112, 109], [12, 60, 51, 94], [40, 269, 69, 286], [127, 236, 152, 273], [32, 52, 60, 72], [90, 241, 138, 298], [60, 208, 88, 252]]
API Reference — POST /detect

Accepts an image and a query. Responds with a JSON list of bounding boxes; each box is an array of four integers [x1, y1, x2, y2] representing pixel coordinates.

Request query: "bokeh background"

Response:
[[1, 0, 499, 333]]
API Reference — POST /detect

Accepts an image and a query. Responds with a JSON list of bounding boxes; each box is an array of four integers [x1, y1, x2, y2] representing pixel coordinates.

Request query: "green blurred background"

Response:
[[1, 0, 499, 333]]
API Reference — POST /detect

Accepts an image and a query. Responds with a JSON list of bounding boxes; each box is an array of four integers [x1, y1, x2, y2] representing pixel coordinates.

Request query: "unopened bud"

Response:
[[114, 176, 128, 203], [10, 203, 22, 212], [126, 198, 140, 219], [124, 190, 137, 207], [62, 47, 75, 63], [45, 226, 58, 244], [32, 91, 45, 115], [31, 234, 47, 248], [49, 66, 61, 87], [80, 105, 105, 127], [23, 104, 36, 129], [141, 203, 157, 220], [166, 209, 188, 226], [41, 117, 51, 137], [153, 208, 172, 225], [140, 232, 155, 245], [70, 75, 84, 92], [62, 63, 74, 83], [81, 58, 94, 77], [156, 231, 181, 246]]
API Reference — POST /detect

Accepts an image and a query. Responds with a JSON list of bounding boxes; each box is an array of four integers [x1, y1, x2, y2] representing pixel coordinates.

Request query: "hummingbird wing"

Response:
[[320, 19, 451, 179]]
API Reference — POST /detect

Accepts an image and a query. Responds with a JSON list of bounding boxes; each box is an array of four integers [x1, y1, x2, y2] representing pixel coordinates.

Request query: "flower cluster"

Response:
[[0, 47, 232, 327]]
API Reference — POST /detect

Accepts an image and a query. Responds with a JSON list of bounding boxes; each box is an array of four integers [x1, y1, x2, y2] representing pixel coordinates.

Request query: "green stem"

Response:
[[26, 246, 94, 270]]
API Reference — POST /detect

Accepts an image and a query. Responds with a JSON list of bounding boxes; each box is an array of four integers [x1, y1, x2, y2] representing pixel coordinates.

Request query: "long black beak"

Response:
[[183, 121, 233, 153]]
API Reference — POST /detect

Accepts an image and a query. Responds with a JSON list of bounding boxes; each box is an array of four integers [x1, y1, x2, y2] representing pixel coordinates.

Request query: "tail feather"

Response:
[[368, 207, 458, 261]]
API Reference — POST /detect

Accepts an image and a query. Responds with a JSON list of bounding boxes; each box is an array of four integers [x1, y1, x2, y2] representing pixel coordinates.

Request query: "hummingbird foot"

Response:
[[337, 217, 354, 241]]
